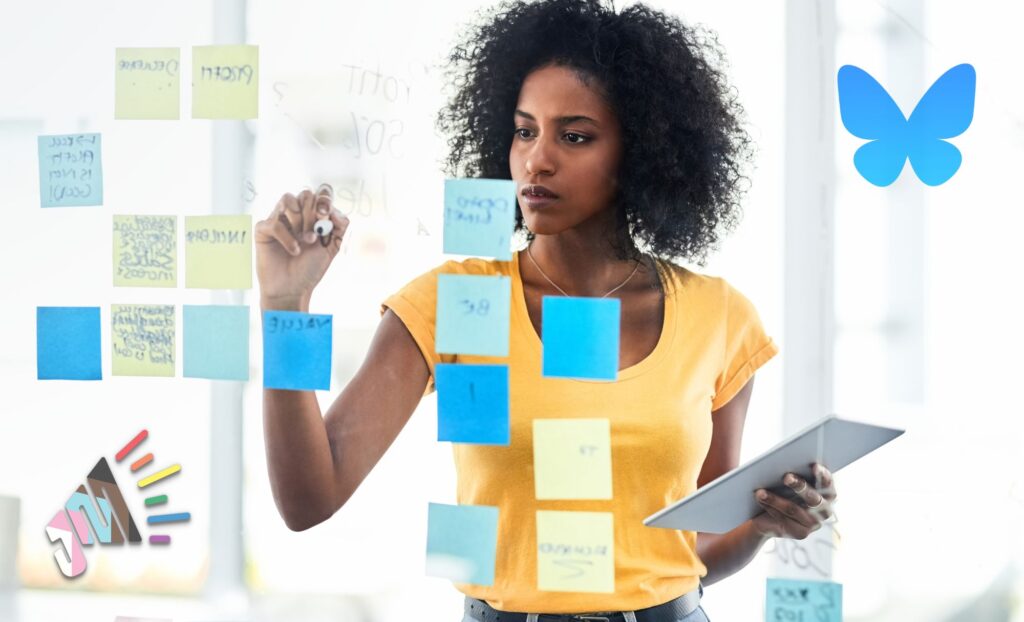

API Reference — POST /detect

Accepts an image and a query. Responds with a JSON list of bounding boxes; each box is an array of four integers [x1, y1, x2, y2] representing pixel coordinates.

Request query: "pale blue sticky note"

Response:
[[183, 305, 249, 381], [37, 307, 102, 380], [426, 502, 499, 586], [436, 364, 510, 445], [542, 296, 620, 380], [443, 178, 516, 260], [262, 310, 332, 390], [436, 274, 511, 356], [766, 578, 842, 622], [38, 134, 103, 207]]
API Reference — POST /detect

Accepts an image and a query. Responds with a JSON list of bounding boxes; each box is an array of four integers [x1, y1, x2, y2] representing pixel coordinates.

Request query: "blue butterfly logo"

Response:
[[837, 63, 976, 187]]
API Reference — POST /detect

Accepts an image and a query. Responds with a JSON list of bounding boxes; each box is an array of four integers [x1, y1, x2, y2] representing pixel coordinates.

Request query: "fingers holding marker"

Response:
[[279, 192, 304, 237], [255, 216, 301, 256]]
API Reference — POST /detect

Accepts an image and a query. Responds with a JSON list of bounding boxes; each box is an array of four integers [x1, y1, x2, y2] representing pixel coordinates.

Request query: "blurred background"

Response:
[[0, 0, 1021, 620]]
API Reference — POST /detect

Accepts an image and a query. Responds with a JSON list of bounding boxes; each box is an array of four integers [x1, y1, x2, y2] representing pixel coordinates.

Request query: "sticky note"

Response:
[[436, 274, 511, 356], [113, 215, 176, 287], [436, 364, 509, 445], [426, 502, 499, 586], [766, 578, 842, 622], [183, 305, 249, 381], [533, 419, 612, 500], [536, 510, 614, 593], [192, 45, 259, 119], [541, 296, 619, 380], [115, 47, 180, 119], [262, 310, 332, 390], [111, 305, 175, 377], [443, 178, 516, 260], [37, 307, 102, 380], [184, 215, 252, 289], [38, 134, 102, 207]]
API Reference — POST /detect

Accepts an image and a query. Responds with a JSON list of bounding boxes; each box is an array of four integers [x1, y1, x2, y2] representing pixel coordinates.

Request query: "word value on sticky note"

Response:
[[183, 305, 249, 381], [536, 510, 614, 593], [436, 274, 511, 356], [766, 578, 842, 622], [115, 47, 180, 119], [262, 311, 332, 391], [192, 45, 259, 119], [443, 178, 516, 260], [542, 296, 620, 381], [184, 215, 252, 289], [111, 304, 175, 377], [436, 363, 509, 445], [533, 419, 612, 500], [426, 502, 499, 586], [113, 215, 176, 287], [38, 134, 102, 207], [37, 307, 102, 380]]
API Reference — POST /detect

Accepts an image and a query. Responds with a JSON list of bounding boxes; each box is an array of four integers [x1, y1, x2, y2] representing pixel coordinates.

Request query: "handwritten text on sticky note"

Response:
[[192, 45, 259, 119], [115, 47, 180, 119], [436, 274, 511, 356], [542, 296, 620, 381], [185, 215, 252, 289], [436, 363, 510, 445], [113, 215, 176, 287], [426, 502, 499, 586], [443, 178, 516, 260], [262, 310, 332, 391], [112, 304, 175, 377], [533, 419, 612, 500], [766, 578, 842, 622], [38, 134, 102, 208], [37, 307, 102, 380], [536, 510, 614, 593]]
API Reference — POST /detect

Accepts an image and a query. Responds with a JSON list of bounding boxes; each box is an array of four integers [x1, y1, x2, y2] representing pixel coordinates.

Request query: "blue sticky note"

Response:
[[766, 578, 842, 622], [183, 305, 249, 381], [38, 134, 103, 207], [436, 274, 511, 356], [443, 178, 516, 260], [37, 307, 102, 380], [436, 364, 510, 445], [541, 296, 620, 380], [262, 310, 332, 390], [426, 502, 499, 586]]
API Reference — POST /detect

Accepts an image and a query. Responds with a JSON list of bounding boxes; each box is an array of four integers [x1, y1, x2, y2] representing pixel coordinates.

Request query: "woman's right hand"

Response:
[[255, 185, 350, 309]]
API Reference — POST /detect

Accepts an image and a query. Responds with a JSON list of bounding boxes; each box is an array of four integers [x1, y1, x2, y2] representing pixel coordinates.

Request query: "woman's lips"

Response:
[[521, 184, 559, 209]]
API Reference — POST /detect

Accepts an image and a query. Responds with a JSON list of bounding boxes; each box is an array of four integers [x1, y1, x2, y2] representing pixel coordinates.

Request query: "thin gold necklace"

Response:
[[526, 243, 641, 298]]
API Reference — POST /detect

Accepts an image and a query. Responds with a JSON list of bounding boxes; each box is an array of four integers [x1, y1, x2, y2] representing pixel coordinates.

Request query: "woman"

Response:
[[255, 0, 837, 620]]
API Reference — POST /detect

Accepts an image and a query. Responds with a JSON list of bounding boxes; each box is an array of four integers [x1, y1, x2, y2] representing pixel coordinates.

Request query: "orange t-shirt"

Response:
[[380, 250, 778, 613]]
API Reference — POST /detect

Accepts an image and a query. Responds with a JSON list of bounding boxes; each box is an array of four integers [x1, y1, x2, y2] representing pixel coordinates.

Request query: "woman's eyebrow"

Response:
[[514, 109, 601, 127]]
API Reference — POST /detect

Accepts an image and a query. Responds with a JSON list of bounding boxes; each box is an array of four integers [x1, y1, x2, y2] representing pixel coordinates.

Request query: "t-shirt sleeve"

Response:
[[711, 281, 780, 411], [380, 263, 457, 395]]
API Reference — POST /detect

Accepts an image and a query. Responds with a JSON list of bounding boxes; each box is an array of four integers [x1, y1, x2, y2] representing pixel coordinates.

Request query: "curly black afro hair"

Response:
[[437, 0, 753, 267]]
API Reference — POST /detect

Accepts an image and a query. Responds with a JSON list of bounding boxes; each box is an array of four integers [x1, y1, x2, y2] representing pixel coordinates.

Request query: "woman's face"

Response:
[[509, 64, 623, 237]]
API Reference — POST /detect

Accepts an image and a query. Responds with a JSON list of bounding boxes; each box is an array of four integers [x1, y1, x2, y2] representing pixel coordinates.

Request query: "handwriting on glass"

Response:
[[112, 305, 174, 365], [114, 216, 174, 284]]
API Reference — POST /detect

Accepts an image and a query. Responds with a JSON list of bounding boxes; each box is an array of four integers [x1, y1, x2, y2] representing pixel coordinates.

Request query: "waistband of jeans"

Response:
[[463, 586, 702, 622]]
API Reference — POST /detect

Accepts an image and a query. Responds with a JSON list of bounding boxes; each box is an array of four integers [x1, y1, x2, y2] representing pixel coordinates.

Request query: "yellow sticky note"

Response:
[[113, 215, 177, 287], [115, 48, 181, 120], [192, 45, 259, 119], [184, 215, 252, 289], [112, 304, 175, 377], [536, 510, 614, 593], [533, 419, 613, 500]]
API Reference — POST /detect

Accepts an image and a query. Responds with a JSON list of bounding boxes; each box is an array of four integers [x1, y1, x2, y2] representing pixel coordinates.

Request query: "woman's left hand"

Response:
[[752, 463, 837, 540]]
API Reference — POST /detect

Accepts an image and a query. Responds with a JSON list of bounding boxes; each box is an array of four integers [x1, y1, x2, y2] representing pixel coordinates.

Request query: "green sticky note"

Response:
[[184, 215, 252, 289], [113, 215, 176, 287], [192, 45, 259, 119], [114, 48, 181, 120], [111, 304, 175, 377], [533, 419, 612, 500], [536, 510, 614, 593]]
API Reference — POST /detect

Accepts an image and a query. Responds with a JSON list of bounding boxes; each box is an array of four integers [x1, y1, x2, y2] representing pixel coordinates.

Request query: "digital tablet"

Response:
[[643, 415, 904, 534]]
